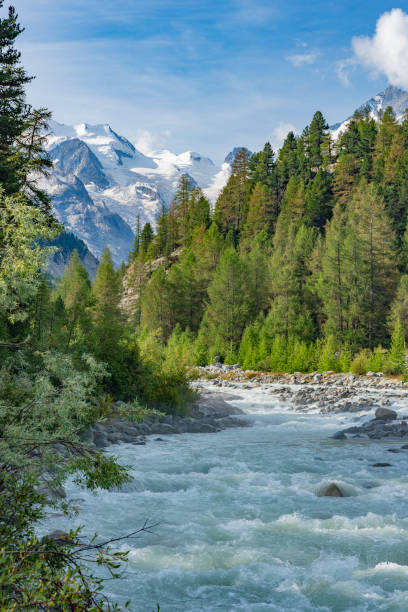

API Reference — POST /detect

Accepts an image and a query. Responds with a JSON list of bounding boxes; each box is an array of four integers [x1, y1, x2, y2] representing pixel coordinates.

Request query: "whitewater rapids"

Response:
[[42, 384, 408, 611]]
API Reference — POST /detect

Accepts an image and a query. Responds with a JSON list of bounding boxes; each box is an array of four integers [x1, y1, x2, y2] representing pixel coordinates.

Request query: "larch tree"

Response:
[[204, 248, 251, 353], [53, 250, 92, 351]]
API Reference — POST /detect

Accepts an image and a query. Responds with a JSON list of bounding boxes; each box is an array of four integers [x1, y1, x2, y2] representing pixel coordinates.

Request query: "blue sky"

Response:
[[4, 1, 406, 162]]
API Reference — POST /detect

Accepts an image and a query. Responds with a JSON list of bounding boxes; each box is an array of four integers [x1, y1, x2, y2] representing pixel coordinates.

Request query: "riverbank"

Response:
[[192, 365, 408, 442], [81, 365, 408, 450], [81, 389, 251, 449]]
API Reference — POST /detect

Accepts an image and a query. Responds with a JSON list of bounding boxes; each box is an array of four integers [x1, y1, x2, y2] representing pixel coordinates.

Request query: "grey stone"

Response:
[[318, 483, 344, 497], [375, 407, 397, 421]]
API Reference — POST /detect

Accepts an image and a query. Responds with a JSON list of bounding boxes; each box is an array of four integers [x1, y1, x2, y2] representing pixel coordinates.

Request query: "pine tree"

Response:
[[0, 3, 52, 209], [204, 248, 251, 353], [322, 182, 399, 348], [240, 182, 277, 247], [250, 142, 275, 187], [130, 215, 141, 260], [304, 168, 332, 230], [306, 111, 331, 171], [140, 222, 153, 254], [276, 131, 300, 193], [191, 221, 225, 287], [170, 173, 195, 246], [154, 204, 169, 257], [389, 275, 408, 341], [90, 247, 123, 361], [140, 266, 173, 342], [53, 250, 92, 351], [245, 241, 270, 318], [266, 223, 316, 341], [188, 189, 211, 235], [387, 318, 405, 374], [318, 205, 348, 341], [167, 249, 203, 332], [214, 148, 251, 236]]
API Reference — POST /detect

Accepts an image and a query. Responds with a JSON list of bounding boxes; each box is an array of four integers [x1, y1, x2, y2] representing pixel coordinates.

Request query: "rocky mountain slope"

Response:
[[331, 85, 408, 138], [41, 121, 233, 264]]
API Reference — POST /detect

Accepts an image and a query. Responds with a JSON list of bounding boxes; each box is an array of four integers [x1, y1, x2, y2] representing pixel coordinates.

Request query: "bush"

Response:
[[350, 350, 369, 375]]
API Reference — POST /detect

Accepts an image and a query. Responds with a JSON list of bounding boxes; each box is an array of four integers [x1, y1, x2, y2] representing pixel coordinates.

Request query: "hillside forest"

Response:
[[126, 106, 408, 377]]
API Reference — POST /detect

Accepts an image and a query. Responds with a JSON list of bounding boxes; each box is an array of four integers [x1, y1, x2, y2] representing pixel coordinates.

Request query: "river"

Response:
[[43, 384, 408, 611]]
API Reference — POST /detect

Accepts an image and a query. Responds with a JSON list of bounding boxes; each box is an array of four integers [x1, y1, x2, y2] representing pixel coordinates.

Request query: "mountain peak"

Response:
[[331, 86, 408, 138]]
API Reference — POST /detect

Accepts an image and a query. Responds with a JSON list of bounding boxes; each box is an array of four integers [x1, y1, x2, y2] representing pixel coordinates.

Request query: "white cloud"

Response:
[[272, 122, 297, 147], [351, 8, 408, 89], [286, 52, 317, 67]]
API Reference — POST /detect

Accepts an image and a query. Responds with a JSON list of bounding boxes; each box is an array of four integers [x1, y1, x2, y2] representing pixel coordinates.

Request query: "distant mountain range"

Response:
[[42, 85, 408, 272], [40, 121, 233, 265], [330, 85, 408, 138]]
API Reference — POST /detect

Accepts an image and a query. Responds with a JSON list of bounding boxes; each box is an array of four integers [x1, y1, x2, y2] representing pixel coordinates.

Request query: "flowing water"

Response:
[[43, 385, 408, 611]]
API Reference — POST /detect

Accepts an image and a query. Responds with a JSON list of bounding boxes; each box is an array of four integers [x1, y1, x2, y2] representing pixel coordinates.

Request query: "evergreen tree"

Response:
[[167, 249, 203, 332], [306, 111, 331, 171], [170, 173, 195, 246], [154, 204, 169, 257], [250, 142, 276, 187], [304, 168, 333, 230], [240, 182, 276, 247], [276, 131, 300, 193], [389, 275, 408, 341], [214, 148, 251, 236], [53, 250, 92, 351], [89, 248, 125, 386], [266, 223, 316, 341], [322, 182, 398, 348], [0, 3, 52, 209], [387, 318, 405, 374], [204, 248, 251, 353], [140, 222, 153, 254], [318, 205, 348, 341], [130, 214, 141, 260], [140, 266, 173, 342], [188, 188, 211, 235]]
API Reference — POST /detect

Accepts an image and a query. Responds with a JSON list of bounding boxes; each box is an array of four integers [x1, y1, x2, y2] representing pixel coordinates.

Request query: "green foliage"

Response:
[[204, 248, 251, 355], [386, 319, 406, 374]]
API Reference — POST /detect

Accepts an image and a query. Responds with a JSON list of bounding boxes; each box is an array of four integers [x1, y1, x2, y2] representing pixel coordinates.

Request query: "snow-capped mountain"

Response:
[[331, 85, 408, 139], [43, 120, 232, 263]]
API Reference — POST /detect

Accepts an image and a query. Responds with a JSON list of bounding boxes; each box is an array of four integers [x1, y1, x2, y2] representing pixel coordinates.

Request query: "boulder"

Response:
[[375, 407, 397, 421], [318, 483, 344, 497]]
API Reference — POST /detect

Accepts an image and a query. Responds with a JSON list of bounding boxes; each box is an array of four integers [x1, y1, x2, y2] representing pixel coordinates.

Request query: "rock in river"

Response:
[[318, 483, 345, 497], [375, 407, 397, 421]]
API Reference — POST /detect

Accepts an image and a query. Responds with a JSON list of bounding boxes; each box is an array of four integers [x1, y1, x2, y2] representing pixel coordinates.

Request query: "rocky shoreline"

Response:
[[193, 364, 408, 442], [81, 389, 250, 450], [81, 365, 408, 449]]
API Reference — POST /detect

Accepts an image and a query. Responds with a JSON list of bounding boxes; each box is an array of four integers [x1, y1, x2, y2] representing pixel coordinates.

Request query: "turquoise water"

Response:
[[44, 386, 408, 611]]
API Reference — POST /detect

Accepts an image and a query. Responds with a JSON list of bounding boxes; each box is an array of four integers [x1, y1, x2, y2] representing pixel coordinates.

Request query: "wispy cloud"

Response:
[[286, 52, 318, 67], [272, 122, 297, 146], [336, 57, 357, 87]]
